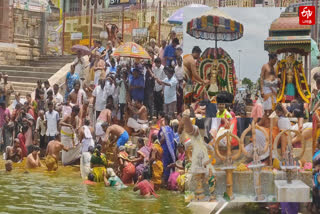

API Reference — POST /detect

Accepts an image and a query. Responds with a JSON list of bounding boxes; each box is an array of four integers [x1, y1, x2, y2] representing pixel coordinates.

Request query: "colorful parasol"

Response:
[[71, 44, 92, 56], [112, 42, 151, 59], [186, 7, 244, 48], [166, 4, 209, 25]]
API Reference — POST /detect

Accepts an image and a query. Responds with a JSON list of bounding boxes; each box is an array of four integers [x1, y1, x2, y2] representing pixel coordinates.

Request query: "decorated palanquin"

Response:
[[276, 56, 311, 103], [264, 11, 312, 103], [193, 48, 237, 102]]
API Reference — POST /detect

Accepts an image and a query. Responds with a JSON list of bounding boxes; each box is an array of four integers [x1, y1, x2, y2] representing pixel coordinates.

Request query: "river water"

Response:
[[0, 160, 190, 214]]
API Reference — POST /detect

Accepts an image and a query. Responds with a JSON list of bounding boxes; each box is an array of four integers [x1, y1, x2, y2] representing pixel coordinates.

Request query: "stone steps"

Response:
[[0, 65, 60, 73], [2, 55, 75, 105], [2, 70, 54, 79]]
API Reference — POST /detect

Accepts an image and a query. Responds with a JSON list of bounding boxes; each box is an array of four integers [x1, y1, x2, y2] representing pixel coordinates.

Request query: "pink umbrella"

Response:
[[71, 45, 92, 56]]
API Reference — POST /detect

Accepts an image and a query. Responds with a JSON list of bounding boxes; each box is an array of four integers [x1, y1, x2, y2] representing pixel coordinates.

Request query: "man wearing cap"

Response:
[[164, 38, 179, 67]]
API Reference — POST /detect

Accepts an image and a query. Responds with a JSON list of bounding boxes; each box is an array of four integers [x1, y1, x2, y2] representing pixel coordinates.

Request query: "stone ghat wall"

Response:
[[186, 170, 312, 196], [0, 43, 18, 65]]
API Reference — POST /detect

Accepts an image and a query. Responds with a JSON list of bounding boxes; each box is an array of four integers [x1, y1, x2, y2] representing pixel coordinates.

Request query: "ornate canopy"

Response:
[[264, 12, 311, 55]]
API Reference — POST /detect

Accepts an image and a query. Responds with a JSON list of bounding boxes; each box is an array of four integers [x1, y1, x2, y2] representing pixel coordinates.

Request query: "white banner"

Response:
[[132, 28, 148, 37], [71, 32, 83, 40]]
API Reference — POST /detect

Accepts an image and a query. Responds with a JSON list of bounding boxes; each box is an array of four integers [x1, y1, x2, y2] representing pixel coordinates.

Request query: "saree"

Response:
[[136, 180, 158, 197], [118, 151, 135, 184], [158, 126, 176, 181], [17, 133, 27, 158], [108, 176, 127, 190], [45, 155, 58, 171], [151, 143, 163, 185], [61, 126, 81, 165], [135, 146, 151, 179], [92, 167, 106, 183], [177, 174, 185, 192]]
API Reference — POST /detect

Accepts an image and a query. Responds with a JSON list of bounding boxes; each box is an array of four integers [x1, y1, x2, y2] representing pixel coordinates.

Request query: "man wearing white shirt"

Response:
[[155, 66, 178, 118], [45, 101, 60, 145], [93, 79, 106, 119], [153, 57, 166, 118], [53, 84, 63, 106]]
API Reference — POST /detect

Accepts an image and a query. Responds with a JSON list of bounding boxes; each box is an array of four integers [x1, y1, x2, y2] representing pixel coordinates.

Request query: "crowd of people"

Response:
[[2, 33, 187, 197]]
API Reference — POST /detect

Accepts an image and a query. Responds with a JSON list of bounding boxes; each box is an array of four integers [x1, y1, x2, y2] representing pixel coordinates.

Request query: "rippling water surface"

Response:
[[0, 161, 190, 214]]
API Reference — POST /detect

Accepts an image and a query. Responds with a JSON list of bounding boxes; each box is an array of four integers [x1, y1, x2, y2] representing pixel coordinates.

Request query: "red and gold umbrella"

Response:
[[113, 42, 151, 59]]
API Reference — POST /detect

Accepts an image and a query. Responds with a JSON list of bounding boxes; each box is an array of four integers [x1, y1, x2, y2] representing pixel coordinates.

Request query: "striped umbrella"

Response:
[[187, 7, 244, 48], [112, 42, 151, 59]]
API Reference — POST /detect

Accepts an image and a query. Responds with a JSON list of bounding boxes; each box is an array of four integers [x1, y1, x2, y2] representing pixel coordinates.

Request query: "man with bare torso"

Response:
[[183, 46, 209, 105], [59, 106, 81, 165], [26, 145, 42, 169], [70, 80, 87, 107], [5, 138, 22, 163], [127, 100, 148, 136], [260, 53, 278, 115], [45, 135, 69, 171], [102, 123, 129, 148], [79, 100, 90, 127]]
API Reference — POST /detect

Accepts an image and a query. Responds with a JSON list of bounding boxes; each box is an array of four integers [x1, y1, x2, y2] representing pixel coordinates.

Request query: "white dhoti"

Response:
[[263, 86, 276, 110], [81, 126, 95, 154], [127, 118, 149, 132], [290, 122, 312, 138], [277, 117, 291, 131], [80, 152, 92, 179], [94, 70, 102, 86], [244, 129, 269, 160], [61, 126, 81, 165]]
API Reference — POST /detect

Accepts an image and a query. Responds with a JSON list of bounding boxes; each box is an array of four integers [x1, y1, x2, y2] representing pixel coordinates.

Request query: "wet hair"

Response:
[[72, 106, 80, 114], [172, 38, 179, 45], [165, 116, 171, 125], [142, 169, 151, 180], [22, 125, 29, 133], [47, 101, 54, 107], [137, 138, 144, 147], [88, 146, 94, 154], [88, 173, 95, 181], [192, 46, 202, 54], [151, 134, 158, 143], [39, 89, 45, 95], [268, 53, 277, 60], [275, 103, 284, 112], [73, 80, 81, 88], [44, 80, 50, 86], [101, 122, 109, 129], [84, 119, 90, 126], [216, 91, 234, 104], [164, 66, 175, 75], [47, 90, 53, 96], [154, 57, 161, 64]]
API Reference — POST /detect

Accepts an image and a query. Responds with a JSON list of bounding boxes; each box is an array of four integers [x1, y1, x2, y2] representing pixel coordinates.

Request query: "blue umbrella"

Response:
[[167, 4, 209, 25]]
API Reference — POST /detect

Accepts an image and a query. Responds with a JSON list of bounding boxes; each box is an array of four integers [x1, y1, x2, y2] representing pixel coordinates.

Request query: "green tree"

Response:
[[242, 77, 253, 90]]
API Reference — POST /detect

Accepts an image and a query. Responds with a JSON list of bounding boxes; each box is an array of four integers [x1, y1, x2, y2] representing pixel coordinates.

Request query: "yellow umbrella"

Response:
[[112, 42, 151, 59]]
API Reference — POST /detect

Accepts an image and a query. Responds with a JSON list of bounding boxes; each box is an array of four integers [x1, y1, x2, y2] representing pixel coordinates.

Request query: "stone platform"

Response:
[[186, 170, 312, 202], [275, 180, 311, 202]]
